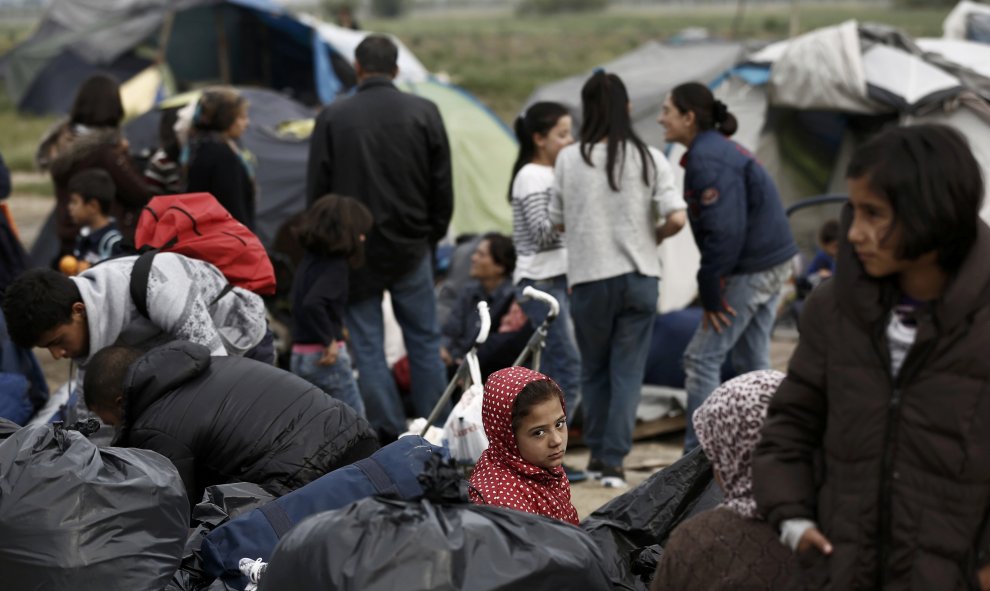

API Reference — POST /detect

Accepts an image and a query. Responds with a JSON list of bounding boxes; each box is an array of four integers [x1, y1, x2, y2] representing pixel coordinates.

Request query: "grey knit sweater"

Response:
[[548, 143, 685, 286]]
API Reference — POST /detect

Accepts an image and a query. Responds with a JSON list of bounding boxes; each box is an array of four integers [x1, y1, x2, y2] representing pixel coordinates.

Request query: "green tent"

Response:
[[400, 79, 515, 237]]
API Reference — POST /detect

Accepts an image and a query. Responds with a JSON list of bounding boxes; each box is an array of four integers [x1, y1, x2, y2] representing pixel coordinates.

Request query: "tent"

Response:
[[8, 0, 515, 257], [123, 79, 514, 248], [527, 27, 990, 312], [0, 0, 430, 115], [944, 0, 990, 43], [715, 21, 990, 254]]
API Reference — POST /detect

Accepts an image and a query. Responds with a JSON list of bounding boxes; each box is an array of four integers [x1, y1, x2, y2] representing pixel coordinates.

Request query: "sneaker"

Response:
[[600, 465, 627, 489], [562, 463, 588, 483], [586, 458, 605, 479]]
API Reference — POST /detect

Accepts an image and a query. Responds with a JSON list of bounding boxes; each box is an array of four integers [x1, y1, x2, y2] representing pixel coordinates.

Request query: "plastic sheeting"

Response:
[[769, 21, 879, 113], [0, 424, 189, 590], [259, 497, 614, 591], [581, 447, 723, 590]]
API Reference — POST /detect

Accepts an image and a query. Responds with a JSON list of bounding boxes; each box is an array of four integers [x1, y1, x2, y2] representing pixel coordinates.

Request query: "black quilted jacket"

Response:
[[113, 341, 379, 505]]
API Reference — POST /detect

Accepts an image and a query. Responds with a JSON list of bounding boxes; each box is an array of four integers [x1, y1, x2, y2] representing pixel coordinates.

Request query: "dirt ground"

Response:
[[5, 189, 798, 517]]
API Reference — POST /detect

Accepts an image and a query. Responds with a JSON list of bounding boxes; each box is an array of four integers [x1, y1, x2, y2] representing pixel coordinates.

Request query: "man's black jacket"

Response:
[[305, 77, 454, 300], [113, 341, 379, 506]]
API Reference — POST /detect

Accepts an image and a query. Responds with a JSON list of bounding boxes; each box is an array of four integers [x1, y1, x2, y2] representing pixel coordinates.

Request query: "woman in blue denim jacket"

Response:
[[658, 82, 798, 452]]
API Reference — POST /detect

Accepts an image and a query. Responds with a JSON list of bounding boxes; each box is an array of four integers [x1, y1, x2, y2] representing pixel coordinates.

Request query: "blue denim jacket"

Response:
[[683, 130, 798, 311]]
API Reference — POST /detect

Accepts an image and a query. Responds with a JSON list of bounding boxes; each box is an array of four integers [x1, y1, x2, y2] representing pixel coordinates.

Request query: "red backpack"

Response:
[[133, 193, 276, 297]]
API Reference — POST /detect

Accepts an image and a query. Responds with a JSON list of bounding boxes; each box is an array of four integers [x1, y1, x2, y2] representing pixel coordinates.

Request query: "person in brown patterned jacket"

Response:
[[652, 370, 804, 591], [753, 124, 990, 590]]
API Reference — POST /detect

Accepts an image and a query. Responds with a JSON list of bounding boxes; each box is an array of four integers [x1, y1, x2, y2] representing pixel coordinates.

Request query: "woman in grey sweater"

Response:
[[549, 71, 686, 488]]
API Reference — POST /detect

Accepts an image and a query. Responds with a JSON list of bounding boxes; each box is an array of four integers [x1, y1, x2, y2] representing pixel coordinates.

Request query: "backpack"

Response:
[[131, 193, 276, 310]]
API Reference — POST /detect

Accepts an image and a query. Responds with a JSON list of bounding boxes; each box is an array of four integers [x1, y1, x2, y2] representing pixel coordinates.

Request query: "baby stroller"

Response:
[[420, 286, 560, 464]]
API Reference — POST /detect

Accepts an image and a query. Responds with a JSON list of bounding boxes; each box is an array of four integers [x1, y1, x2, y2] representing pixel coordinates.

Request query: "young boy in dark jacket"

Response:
[[84, 341, 379, 506]]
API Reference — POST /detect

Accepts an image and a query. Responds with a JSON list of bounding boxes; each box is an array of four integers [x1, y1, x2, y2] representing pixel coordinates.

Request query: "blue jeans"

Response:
[[346, 253, 447, 437], [682, 262, 791, 452], [516, 276, 582, 426], [570, 272, 658, 467], [291, 346, 365, 418]]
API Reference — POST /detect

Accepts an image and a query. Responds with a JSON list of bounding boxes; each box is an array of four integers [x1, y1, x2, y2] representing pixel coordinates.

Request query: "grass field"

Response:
[[0, 3, 951, 180]]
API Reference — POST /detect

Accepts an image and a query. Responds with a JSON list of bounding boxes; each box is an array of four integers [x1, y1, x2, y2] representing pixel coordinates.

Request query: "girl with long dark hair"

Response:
[[508, 102, 585, 481], [549, 71, 686, 488], [290, 193, 374, 417]]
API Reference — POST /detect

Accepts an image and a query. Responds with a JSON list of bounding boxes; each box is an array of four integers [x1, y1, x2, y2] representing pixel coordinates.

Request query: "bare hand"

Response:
[[439, 346, 453, 367], [979, 564, 990, 591], [797, 527, 833, 556], [702, 304, 737, 334], [317, 341, 339, 366]]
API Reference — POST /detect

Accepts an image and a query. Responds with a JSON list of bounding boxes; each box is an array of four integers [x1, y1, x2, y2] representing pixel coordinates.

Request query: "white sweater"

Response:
[[549, 143, 685, 286]]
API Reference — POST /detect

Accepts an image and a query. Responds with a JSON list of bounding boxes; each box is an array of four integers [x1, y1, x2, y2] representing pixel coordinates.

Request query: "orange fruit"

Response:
[[58, 255, 78, 275]]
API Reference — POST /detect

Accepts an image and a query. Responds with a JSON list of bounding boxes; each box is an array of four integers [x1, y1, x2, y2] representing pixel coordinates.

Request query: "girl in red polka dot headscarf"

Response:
[[468, 366, 579, 525]]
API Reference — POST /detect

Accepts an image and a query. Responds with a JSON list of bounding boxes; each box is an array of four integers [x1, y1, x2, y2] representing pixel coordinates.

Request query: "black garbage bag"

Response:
[[0, 424, 189, 590], [166, 483, 275, 591], [581, 447, 723, 590], [259, 497, 614, 591]]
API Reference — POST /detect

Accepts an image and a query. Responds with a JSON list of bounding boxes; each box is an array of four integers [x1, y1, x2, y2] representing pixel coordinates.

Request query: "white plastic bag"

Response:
[[442, 382, 488, 464]]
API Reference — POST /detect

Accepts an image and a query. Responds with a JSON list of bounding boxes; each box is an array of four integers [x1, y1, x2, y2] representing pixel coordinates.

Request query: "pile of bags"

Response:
[[0, 420, 718, 591], [0, 423, 189, 590]]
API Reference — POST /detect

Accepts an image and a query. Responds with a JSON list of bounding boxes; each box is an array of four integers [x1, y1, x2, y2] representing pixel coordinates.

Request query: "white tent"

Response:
[[530, 24, 990, 313]]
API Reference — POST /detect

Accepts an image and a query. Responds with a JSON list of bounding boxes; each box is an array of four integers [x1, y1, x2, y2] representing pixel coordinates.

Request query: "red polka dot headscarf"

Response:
[[468, 366, 579, 525]]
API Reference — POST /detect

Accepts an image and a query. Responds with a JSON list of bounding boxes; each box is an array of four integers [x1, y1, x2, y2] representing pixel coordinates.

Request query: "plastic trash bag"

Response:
[[581, 447, 723, 590], [259, 497, 614, 591], [200, 435, 441, 590], [0, 424, 189, 591], [166, 483, 275, 591], [442, 382, 488, 463]]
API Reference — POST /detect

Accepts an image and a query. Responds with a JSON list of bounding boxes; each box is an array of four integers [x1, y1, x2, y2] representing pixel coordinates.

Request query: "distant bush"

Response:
[[892, 0, 958, 5], [516, 0, 608, 16], [372, 0, 405, 18]]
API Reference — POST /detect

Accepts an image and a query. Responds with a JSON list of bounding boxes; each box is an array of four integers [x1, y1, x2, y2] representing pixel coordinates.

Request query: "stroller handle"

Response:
[[521, 285, 559, 319], [474, 301, 491, 345]]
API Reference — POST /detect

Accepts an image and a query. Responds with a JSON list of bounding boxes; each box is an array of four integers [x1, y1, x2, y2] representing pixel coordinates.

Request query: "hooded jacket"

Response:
[[113, 341, 379, 505], [72, 253, 266, 366], [753, 208, 990, 590], [468, 366, 578, 525], [49, 126, 151, 254]]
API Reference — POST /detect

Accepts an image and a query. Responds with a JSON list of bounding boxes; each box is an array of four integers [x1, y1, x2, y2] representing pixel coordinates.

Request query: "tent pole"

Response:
[[789, 0, 800, 38], [215, 6, 232, 84], [730, 0, 747, 41], [157, 9, 175, 63]]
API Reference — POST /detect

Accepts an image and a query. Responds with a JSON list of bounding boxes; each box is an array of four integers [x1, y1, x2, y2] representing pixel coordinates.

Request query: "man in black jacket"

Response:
[[306, 34, 453, 440], [83, 341, 379, 506]]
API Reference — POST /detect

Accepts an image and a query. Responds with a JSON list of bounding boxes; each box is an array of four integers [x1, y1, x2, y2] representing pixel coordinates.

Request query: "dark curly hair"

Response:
[[298, 194, 374, 266], [2, 269, 81, 348]]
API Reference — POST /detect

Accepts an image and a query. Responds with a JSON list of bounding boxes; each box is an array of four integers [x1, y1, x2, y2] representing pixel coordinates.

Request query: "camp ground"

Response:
[[3, 2, 990, 588]]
